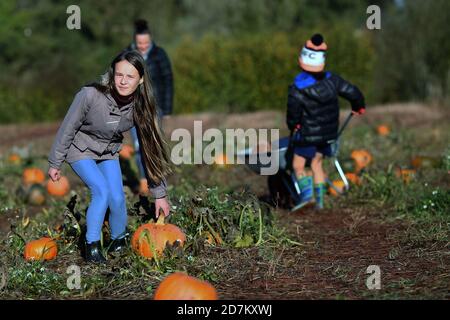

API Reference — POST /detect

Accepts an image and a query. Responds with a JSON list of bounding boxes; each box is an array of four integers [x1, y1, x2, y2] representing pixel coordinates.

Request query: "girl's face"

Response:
[[114, 60, 143, 96]]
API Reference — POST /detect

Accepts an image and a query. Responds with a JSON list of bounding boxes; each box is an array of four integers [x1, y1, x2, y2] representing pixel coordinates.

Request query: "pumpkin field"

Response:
[[0, 103, 448, 300]]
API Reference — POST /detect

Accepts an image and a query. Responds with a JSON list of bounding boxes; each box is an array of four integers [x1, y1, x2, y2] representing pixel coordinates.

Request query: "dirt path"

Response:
[[1, 103, 447, 154], [217, 207, 449, 299]]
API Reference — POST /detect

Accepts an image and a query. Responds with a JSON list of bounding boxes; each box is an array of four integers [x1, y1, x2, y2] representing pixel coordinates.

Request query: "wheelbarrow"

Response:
[[236, 112, 354, 210]]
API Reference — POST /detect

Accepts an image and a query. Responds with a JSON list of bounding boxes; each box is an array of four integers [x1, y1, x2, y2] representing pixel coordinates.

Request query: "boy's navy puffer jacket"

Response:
[[286, 71, 365, 146]]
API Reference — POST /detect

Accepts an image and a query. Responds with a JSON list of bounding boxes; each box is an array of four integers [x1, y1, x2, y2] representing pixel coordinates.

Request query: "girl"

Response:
[[286, 34, 366, 211], [48, 51, 172, 263]]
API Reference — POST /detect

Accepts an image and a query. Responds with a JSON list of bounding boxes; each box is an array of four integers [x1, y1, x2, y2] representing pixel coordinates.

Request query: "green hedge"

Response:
[[0, 24, 375, 123], [172, 24, 375, 113]]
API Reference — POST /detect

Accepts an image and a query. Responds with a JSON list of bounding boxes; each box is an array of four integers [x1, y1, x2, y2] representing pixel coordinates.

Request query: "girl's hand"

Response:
[[48, 168, 61, 182], [155, 197, 170, 218]]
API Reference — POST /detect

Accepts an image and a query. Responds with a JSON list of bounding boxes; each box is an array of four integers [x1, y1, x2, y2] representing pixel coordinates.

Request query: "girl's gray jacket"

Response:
[[48, 86, 167, 199]]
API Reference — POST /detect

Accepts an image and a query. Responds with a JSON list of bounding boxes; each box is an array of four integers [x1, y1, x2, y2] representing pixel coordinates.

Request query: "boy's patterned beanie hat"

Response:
[[299, 34, 328, 72]]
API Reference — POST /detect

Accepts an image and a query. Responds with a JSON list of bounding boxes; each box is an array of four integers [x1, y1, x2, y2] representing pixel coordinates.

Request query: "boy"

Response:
[[286, 34, 365, 211]]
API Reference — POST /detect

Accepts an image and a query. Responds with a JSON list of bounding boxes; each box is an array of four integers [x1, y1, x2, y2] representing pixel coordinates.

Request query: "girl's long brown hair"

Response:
[[89, 50, 171, 184]]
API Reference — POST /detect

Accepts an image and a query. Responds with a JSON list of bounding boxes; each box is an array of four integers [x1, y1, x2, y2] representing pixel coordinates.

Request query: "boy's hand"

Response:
[[352, 107, 365, 115]]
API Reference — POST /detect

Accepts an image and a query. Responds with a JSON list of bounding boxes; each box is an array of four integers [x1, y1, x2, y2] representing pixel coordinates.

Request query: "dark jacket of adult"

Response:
[[286, 71, 365, 146], [128, 42, 174, 116]]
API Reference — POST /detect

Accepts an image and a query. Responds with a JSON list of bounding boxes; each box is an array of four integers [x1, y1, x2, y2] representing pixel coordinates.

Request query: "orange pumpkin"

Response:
[[328, 180, 346, 197], [350, 150, 373, 173], [411, 156, 440, 169], [26, 184, 46, 206], [119, 144, 134, 160], [395, 168, 416, 184], [154, 272, 218, 300], [132, 215, 186, 259], [24, 237, 58, 261], [138, 178, 149, 195], [345, 173, 361, 185], [23, 168, 45, 186], [47, 176, 70, 197], [377, 125, 390, 136], [8, 153, 21, 165], [203, 231, 223, 246]]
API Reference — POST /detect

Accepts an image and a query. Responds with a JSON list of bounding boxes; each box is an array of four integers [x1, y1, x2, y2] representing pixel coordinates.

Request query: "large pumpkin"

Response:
[[24, 237, 58, 261], [23, 168, 45, 185], [47, 176, 70, 197], [119, 144, 134, 160], [350, 150, 373, 173], [132, 215, 186, 259], [154, 272, 218, 300]]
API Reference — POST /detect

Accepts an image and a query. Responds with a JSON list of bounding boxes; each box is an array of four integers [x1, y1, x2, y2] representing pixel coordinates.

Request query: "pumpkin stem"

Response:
[[156, 214, 165, 225]]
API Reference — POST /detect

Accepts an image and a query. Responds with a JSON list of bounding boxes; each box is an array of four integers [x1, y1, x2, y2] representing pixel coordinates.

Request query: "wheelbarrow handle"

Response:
[[337, 112, 354, 138]]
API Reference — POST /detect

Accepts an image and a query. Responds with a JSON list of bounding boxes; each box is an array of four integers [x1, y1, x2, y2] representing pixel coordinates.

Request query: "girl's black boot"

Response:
[[85, 240, 107, 264]]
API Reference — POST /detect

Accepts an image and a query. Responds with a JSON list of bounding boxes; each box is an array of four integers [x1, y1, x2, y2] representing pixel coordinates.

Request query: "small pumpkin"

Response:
[[350, 150, 373, 173], [132, 215, 186, 259], [23, 168, 45, 186], [154, 272, 218, 300], [411, 156, 440, 169], [202, 231, 223, 246], [47, 176, 70, 197], [26, 184, 46, 206], [328, 180, 346, 197], [24, 237, 58, 261], [8, 153, 21, 165], [119, 144, 134, 160], [345, 173, 361, 185], [377, 125, 390, 136], [395, 167, 416, 184], [138, 178, 149, 195]]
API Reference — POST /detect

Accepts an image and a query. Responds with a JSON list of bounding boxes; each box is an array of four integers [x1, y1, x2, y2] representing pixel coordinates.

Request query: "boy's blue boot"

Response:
[[291, 176, 314, 211], [314, 183, 326, 210]]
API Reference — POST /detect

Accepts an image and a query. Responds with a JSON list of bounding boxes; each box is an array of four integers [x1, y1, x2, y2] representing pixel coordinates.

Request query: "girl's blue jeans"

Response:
[[70, 159, 127, 244]]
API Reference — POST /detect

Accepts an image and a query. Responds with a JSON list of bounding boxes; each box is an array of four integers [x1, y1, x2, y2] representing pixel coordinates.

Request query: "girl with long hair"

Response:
[[48, 50, 172, 263]]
